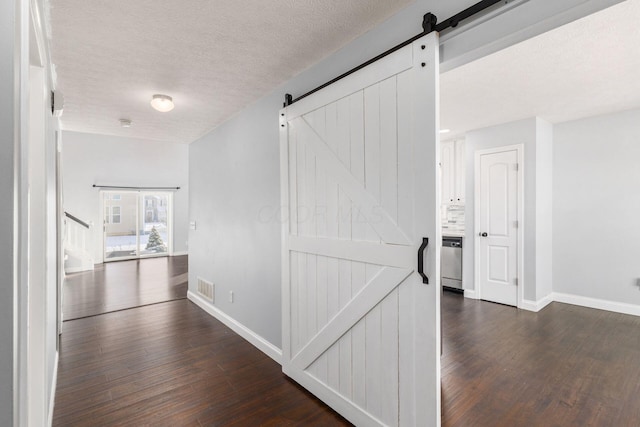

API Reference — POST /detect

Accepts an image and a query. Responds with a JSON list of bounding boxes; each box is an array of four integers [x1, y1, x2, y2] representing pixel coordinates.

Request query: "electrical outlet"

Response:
[[229, 291, 234, 303]]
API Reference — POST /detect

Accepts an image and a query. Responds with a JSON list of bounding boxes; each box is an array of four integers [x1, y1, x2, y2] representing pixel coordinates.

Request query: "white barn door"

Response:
[[280, 32, 441, 426]]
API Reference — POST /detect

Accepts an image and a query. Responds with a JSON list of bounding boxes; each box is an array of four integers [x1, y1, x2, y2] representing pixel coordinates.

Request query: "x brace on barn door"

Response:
[[283, 0, 504, 107]]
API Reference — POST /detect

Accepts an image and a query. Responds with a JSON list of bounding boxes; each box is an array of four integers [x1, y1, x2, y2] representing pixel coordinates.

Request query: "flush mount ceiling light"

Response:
[[119, 118, 132, 128], [150, 94, 174, 112], [440, 129, 451, 134]]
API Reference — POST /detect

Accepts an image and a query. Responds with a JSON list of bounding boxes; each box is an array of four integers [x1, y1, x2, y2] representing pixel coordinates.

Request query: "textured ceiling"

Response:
[[440, 0, 640, 139], [50, 0, 411, 143]]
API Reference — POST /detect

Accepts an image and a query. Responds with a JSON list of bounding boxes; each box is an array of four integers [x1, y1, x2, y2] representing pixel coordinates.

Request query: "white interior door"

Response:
[[280, 33, 441, 426], [477, 147, 519, 306]]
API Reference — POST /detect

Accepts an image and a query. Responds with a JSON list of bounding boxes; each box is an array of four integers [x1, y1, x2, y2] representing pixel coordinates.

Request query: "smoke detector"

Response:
[[119, 119, 133, 128]]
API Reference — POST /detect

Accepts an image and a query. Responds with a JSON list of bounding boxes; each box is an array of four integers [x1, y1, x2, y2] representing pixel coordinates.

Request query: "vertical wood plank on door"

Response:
[[325, 103, 339, 240], [337, 258, 352, 393], [364, 84, 381, 202], [305, 129, 317, 240], [314, 126, 328, 383], [307, 254, 317, 353], [398, 280, 414, 426], [316, 255, 328, 382], [364, 264, 383, 418], [338, 187, 351, 243], [396, 70, 413, 238], [365, 304, 382, 418], [348, 90, 366, 403], [324, 99, 341, 391], [297, 251, 308, 353], [336, 333, 352, 399], [364, 84, 382, 244], [337, 98, 351, 170], [349, 91, 367, 243], [304, 134, 318, 363], [326, 176, 339, 239], [312, 105, 327, 239], [337, 95, 353, 399], [350, 91, 365, 187], [290, 252, 300, 354], [295, 131, 308, 354], [396, 69, 414, 426], [316, 155, 327, 239], [352, 316, 366, 409], [289, 126, 298, 237], [327, 255, 340, 392], [296, 126, 307, 236], [380, 288, 399, 426], [325, 102, 338, 155], [316, 103, 340, 390], [380, 76, 398, 223]]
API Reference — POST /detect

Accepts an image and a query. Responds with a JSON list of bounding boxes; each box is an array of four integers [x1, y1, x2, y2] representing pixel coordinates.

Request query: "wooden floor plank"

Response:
[[55, 257, 640, 425], [63, 255, 188, 320], [54, 298, 351, 426], [441, 289, 640, 426]]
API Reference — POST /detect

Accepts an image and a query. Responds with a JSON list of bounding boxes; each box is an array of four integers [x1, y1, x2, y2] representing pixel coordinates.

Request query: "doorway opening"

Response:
[[102, 190, 173, 261], [439, 1, 640, 425]]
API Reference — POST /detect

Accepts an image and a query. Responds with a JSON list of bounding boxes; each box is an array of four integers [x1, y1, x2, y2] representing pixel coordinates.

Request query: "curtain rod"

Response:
[[93, 185, 180, 190], [284, 0, 503, 106]]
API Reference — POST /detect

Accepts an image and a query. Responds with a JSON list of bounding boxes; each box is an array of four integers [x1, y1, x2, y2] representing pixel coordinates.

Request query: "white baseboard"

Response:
[[462, 288, 639, 317], [187, 291, 282, 364], [463, 288, 478, 299], [552, 292, 640, 317], [520, 293, 553, 312], [48, 351, 59, 427], [172, 251, 188, 257]]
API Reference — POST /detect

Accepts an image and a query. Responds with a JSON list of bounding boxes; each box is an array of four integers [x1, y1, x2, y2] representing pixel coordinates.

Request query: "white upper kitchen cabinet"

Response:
[[441, 140, 455, 204], [441, 139, 465, 205]]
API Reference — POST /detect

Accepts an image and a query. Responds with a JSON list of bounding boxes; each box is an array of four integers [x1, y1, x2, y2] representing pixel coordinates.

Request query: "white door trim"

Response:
[[473, 144, 524, 308]]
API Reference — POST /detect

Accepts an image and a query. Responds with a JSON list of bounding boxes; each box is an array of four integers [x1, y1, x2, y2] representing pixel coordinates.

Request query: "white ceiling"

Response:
[[441, 0, 640, 139], [50, 0, 411, 143]]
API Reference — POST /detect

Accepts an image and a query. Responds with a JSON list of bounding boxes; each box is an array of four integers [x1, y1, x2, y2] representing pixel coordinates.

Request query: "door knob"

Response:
[[480, 232, 488, 237]]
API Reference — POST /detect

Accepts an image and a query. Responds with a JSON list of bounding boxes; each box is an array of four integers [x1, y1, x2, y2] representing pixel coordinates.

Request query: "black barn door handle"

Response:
[[417, 237, 429, 284]]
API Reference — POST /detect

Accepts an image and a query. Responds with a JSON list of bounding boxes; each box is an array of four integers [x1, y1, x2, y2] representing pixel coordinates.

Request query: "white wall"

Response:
[[535, 119, 554, 300], [463, 118, 537, 301], [2, 0, 61, 423], [29, 65, 60, 426], [62, 131, 189, 262], [463, 117, 553, 303], [188, 0, 616, 349], [189, 107, 282, 346], [553, 108, 640, 305], [0, 0, 18, 423]]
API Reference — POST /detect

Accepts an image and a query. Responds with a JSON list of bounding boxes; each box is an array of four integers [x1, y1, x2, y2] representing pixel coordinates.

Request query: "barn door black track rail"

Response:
[[284, 0, 503, 107]]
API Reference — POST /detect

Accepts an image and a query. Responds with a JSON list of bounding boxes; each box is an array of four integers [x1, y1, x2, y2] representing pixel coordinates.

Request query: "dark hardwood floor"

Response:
[[53, 299, 350, 426], [441, 290, 640, 426], [56, 258, 640, 425], [63, 255, 188, 320]]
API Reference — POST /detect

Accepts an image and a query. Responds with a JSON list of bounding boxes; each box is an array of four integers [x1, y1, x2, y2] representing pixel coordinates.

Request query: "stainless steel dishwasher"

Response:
[[441, 236, 463, 290]]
